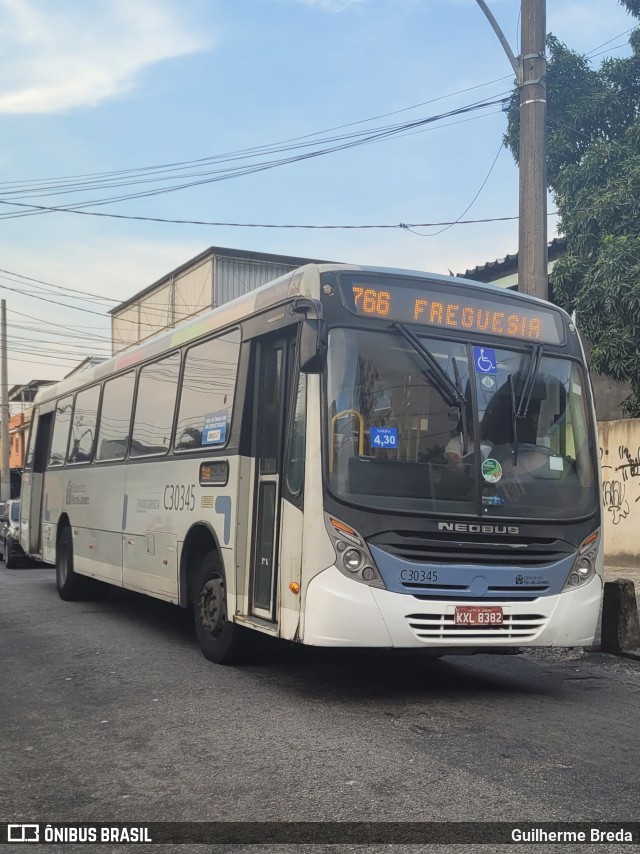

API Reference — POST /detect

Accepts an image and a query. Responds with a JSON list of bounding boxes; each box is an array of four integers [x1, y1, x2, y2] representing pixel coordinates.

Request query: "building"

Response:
[[8, 380, 56, 413], [110, 245, 332, 354], [64, 356, 109, 379], [2, 381, 58, 497], [460, 237, 567, 289]]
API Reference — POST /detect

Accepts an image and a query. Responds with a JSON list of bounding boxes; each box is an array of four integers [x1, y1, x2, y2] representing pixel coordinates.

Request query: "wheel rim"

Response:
[[198, 574, 225, 638]]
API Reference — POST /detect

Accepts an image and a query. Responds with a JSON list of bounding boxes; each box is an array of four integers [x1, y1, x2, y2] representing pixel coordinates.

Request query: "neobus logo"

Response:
[[437, 522, 521, 535]]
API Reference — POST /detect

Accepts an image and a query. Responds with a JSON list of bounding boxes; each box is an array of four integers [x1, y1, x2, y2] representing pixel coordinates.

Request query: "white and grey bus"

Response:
[[20, 264, 602, 663]]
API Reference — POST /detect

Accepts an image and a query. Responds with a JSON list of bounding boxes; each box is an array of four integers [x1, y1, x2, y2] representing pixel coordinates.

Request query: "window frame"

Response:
[[129, 349, 182, 459], [48, 395, 74, 469], [173, 328, 241, 455], [94, 370, 137, 464], [67, 384, 101, 466]]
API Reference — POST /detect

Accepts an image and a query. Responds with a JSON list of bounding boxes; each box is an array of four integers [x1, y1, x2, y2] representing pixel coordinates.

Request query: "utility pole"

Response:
[[1, 299, 10, 502], [475, 0, 548, 301], [518, 0, 547, 300]]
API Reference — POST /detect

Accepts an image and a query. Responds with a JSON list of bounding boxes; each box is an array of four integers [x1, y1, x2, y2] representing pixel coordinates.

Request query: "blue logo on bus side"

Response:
[[473, 347, 497, 374], [215, 495, 232, 545]]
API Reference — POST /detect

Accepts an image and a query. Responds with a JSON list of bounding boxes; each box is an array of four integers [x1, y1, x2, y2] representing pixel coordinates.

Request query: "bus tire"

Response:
[[193, 549, 250, 665], [56, 527, 84, 601]]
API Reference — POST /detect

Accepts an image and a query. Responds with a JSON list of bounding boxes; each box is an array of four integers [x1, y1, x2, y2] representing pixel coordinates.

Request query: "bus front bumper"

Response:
[[303, 565, 602, 649]]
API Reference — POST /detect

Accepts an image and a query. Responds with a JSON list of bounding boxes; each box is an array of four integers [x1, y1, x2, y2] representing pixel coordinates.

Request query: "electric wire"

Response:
[[0, 96, 510, 219], [0, 76, 513, 193], [585, 27, 635, 56], [406, 140, 505, 237]]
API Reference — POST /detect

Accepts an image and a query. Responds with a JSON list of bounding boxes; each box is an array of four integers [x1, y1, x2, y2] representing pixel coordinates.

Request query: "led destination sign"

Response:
[[342, 278, 564, 344]]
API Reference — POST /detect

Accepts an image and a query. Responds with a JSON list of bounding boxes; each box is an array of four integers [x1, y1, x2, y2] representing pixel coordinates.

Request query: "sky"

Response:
[[0, 0, 635, 386]]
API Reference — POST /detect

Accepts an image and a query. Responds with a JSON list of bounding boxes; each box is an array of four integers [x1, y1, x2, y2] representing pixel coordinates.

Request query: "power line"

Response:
[[9, 307, 112, 335], [585, 27, 635, 56], [588, 41, 632, 60], [0, 268, 117, 305], [0, 77, 513, 194], [0, 98, 508, 203], [0, 97, 510, 219], [407, 140, 505, 237], [0, 281, 111, 317]]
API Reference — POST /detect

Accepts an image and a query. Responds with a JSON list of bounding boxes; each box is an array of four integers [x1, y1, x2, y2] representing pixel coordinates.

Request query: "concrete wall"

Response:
[[598, 419, 640, 566]]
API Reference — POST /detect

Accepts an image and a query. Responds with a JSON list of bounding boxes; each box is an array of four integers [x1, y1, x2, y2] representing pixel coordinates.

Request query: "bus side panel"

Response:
[[122, 455, 240, 604], [47, 467, 124, 585], [234, 454, 255, 618], [122, 459, 179, 600], [277, 498, 303, 640], [299, 373, 336, 641], [40, 469, 66, 566]]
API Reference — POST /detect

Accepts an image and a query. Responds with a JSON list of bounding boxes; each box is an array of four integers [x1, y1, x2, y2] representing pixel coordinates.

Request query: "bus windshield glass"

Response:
[[326, 328, 596, 520]]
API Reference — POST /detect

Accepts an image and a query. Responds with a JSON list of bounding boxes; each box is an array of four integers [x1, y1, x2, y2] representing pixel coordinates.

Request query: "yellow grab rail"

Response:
[[330, 409, 364, 471]]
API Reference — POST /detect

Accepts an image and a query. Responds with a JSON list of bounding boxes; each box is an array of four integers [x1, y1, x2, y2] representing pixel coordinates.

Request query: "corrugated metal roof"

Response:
[[460, 237, 566, 283], [109, 245, 334, 314]]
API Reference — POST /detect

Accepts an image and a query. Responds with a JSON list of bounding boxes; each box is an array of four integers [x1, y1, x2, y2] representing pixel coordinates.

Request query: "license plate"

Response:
[[454, 606, 503, 626]]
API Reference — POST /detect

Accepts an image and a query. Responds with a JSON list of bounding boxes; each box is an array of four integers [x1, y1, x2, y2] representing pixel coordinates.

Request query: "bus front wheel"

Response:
[[56, 527, 84, 601], [193, 549, 250, 665]]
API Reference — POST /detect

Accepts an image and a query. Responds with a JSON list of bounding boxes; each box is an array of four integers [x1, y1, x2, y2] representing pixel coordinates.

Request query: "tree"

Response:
[[505, 1, 640, 415]]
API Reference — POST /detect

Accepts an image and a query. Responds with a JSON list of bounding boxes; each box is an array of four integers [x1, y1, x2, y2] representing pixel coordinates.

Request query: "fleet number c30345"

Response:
[[164, 483, 196, 512]]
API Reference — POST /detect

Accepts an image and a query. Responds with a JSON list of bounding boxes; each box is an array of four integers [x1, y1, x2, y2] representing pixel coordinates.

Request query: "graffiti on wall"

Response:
[[600, 443, 640, 526], [597, 422, 640, 561], [617, 445, 640, 484]]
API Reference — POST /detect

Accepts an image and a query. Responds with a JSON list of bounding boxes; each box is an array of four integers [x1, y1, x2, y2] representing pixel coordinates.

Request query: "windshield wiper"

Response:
[[393, 323, 468, 453], [508, 373, 519, 465], [517, 342, 544, 419], [393, 323, 465, 408], [451, 356, 468, 456], [508, 342, 544, 466]]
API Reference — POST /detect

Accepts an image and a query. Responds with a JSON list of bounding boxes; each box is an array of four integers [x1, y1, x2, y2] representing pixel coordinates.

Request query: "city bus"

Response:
[[19, 264, 603, 664]]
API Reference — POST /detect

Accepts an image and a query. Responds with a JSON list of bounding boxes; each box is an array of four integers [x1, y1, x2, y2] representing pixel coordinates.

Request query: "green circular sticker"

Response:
[[481, 458, 503, 484]]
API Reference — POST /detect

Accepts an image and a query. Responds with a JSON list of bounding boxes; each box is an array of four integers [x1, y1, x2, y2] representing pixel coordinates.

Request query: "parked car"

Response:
[[0, 499, 25, 568]]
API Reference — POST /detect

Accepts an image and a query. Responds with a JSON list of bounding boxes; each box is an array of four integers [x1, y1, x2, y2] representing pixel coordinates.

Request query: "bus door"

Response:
[[20, 408, 54, 556], [249, 331, 296, 622]]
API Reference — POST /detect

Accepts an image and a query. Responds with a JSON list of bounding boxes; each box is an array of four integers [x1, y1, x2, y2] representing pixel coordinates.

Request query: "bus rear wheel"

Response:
[[193, 549, 250, 665], [56, 527, 85, 601]]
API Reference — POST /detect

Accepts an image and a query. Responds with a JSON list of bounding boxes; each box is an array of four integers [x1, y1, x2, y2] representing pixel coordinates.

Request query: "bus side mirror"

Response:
[[299, 318, 325, 373]]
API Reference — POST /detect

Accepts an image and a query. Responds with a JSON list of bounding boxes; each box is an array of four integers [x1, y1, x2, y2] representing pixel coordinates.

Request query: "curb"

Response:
[[615, 649, 640, 662]]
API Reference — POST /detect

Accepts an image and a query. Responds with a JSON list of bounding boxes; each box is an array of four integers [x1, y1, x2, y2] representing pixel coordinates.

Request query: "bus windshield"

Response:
[[325, 327, 597, 520]]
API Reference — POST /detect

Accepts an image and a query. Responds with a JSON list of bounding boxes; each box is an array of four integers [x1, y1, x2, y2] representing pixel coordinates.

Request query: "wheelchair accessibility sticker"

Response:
[[473, 347, 497, 374]]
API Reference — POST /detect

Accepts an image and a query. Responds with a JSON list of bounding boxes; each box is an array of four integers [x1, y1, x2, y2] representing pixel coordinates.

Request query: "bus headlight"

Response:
[[563, 530, 600, 591], [343, 548, 363, 571], [324, 514, 386, 589], [576, 557, 592, 578]]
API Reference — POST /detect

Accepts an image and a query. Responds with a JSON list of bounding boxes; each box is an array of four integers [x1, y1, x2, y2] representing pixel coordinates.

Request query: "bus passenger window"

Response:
[[175, 330, 240, 452], [96, 372, 135, 461], [68, 385, 100, 464], [48, 396, 73, 467], [130, 353, 181, 457]]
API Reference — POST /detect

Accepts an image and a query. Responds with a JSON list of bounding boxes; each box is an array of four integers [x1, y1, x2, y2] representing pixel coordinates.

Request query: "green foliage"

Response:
[[505, 1, 640, 416]]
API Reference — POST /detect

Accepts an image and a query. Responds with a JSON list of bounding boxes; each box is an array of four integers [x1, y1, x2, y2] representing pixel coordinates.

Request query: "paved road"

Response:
[[1, 562, 639, 853]]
